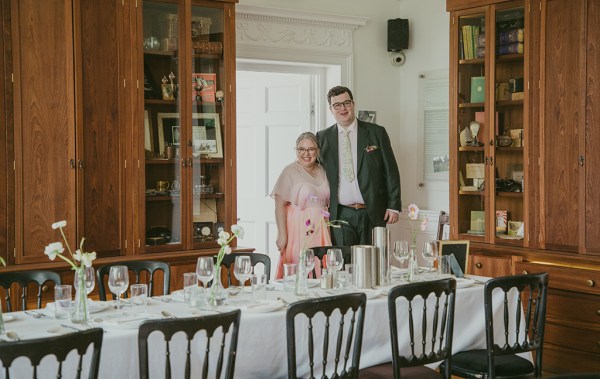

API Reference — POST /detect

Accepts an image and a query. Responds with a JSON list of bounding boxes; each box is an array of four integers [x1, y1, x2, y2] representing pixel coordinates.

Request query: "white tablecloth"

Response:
[[0, 276, 525, 379]]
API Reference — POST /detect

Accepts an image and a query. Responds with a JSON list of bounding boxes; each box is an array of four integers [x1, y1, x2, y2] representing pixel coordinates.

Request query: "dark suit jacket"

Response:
[[317, 120, 401, 228]]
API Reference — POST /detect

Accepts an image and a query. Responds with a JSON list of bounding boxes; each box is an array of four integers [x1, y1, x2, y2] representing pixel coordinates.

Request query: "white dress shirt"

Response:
[[337, 120, 365, 206]]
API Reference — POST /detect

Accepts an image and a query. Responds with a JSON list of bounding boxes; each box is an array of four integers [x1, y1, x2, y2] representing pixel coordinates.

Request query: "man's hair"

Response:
[[327, 86, 354, 105]]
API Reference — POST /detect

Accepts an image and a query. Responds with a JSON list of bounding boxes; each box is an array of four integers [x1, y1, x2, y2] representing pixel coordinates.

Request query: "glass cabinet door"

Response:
[[491, 2, 527, 246], [455, 9, 488, 242], [142, 1, 183, 251], [189, 5, 226, 248]]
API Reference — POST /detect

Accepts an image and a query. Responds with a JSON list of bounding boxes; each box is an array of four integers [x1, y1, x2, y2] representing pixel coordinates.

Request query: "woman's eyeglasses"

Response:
[[296, 147, 317, 154], [330, 99, 353, 110]]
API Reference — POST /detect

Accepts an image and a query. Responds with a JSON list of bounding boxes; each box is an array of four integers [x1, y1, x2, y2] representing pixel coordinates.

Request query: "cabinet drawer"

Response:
[[546, 291, 600, 323], [544, 342, 600, 374], [515, 261, 600, 295], [469, 254, 513, 277], [545, 319, 600, 355]]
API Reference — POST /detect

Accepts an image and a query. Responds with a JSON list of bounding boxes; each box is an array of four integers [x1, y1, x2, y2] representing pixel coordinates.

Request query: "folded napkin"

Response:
[[243, 300, 284, 314], [46, 299, 108, 315]]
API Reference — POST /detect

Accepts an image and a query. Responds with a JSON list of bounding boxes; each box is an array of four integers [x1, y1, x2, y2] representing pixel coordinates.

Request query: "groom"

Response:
[[317, 86, 401, 246]]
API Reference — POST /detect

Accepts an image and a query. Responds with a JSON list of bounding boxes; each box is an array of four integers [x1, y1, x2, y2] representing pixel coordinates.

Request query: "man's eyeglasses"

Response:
[[330, 99, 353, 110], [296, 147, 317, 154]]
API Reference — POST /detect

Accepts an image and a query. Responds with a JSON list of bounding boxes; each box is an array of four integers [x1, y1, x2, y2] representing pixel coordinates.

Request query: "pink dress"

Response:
[[271, 161, 332, 278]]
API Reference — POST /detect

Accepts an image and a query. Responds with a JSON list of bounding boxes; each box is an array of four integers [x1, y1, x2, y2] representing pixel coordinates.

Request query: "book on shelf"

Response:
[[192, 73, 216, 103], [496, 9, 524, 30], [497, 28, 524, 44], [511, 92, 524, 101], [496, 42, 524, 55], [470, 76, 485, 103], [496, 210, 508, 233]]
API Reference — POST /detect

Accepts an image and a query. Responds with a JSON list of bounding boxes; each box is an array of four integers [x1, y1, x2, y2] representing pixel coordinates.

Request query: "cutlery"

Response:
[[60, 324, 86, 332], [6, 331, 20, 341], [161, 310, 176, 319], [24, 310, 45, 319]]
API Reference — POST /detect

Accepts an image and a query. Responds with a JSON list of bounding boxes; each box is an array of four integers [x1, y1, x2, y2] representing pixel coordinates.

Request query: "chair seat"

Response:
[[359, 362, 443, 379], [451, 349, 534, 378]]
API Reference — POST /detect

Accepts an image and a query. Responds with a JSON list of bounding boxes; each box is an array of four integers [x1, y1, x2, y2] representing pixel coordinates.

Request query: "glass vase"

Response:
[[294, 262, 309, 297], [208, 267, 228, 307], [407, 246, 419, 282], [71, 267, 89, 325]]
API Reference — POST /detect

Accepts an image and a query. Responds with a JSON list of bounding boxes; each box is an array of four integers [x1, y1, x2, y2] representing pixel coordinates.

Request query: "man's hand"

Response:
[[384, 210, 399, 224]]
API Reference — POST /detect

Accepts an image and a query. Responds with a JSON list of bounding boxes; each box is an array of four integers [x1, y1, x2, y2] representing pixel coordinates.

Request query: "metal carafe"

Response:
[[352, 245, 378, 289], [372, 226, 391, 285]]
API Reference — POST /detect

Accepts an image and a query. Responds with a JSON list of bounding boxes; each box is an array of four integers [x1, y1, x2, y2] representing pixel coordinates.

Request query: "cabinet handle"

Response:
[[587, 279, 595, 287], [475, 263, 482, 269], [579, 155, 585, 166], [484, 157, 488, 165], [489, 157, 494, 165], [597, 341, 600, 348], [69, 159, 75, 169], [596, 309, 600, 316], [182, 159, 187, 168], [78, 160, 84, 169], [489, 139, 494, 146], [42, 285, 49, 293], [188, 158, 193, 167], [522, 270, 529, 274]]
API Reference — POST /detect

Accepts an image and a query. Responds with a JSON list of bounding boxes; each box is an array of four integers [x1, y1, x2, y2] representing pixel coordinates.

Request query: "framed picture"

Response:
[[507, 221, 524, 237], [193, 222, 214, 241], [192, 113, 222, 158], [144, 110, 154, 152], [157, 113, 180, 156], [213, 222, 225, 238], [172, 126, 180, 146], [357, 110, 376, 123], [439, 240, 470, 275]]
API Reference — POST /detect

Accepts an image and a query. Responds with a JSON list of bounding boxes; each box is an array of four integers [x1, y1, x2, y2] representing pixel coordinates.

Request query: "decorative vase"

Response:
[[208, 267, 228, 307], [71, 267, 89, 325], [407, 246, 419, 282]]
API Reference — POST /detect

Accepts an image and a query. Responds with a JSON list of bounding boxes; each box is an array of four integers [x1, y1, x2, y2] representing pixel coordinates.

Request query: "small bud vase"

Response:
[[71, 267, 89, 325], [208, 267, 228, 307]]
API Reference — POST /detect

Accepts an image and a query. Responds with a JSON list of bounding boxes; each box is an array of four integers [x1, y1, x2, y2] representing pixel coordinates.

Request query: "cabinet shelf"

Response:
[[496, 53, 524, 63], [459, 57, 485, 65], [146, 158, 224, 165], [495, 146, 523, 152], [459, 146, 485, 152], [145, 99, 177, 106], [459, 102, 484, 108], [495, 191, 523, 198], [496, 99, 523, 107], [146, 193, 224, 202], [143, 49, 177, 57], [459, 190, 484, 196]]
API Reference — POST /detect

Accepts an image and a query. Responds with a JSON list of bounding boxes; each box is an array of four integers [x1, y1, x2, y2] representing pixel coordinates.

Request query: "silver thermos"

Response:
[[372, 226, 391, 285], [352, 245, 378, 289]]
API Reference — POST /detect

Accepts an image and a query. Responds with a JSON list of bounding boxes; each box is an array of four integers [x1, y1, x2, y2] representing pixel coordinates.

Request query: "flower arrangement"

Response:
[[364, 145, 379, 153], [210, 224, 244, 305], [407, 204, 428, 248], [44, 220, 96, 323]]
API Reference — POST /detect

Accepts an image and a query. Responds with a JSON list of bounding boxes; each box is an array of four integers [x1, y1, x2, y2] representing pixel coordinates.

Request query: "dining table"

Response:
[[0, 273, 527, 379]]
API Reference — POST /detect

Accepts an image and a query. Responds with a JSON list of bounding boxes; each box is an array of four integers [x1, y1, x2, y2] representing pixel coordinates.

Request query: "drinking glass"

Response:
[[54, 285, 72, 319], [196, 257, 215, 304], [183, 272, 197, 304], [301, 249, 315, 275], [130, 283, 148, 313], [74, 266, 95, 295], [422, 241, 439, 274], [108, 265, 129, 310], [233, 256, 253, 288], [326, 248, 344, 287], [392, 240, 410, 279], [283, 263, 298, 291]]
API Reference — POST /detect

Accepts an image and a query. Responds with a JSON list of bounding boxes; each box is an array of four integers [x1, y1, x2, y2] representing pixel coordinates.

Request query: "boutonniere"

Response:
[[364, 145, 378, 153]]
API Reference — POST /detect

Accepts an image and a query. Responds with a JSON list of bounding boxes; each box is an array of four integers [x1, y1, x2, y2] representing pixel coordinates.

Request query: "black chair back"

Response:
[[308, 246, 351, 277], [286, 293, 366, 379], [0, 328, 103, 379], [96, 260, 170, 300], [138, 310, 241, 379], [448, 272, 549, 379], [216, 252, 271, 284], [0, 270, 61, 311]]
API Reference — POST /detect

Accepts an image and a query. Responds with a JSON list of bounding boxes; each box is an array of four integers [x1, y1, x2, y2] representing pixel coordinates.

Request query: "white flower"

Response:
[[52, 220, 67, 230], [231, 224, 244, 239], [80, 252, 96, 267], [218, 230, 231, 242], [407, 204, 420, 221], [44, 242, 64, 260], [223, 246, 232, 255]]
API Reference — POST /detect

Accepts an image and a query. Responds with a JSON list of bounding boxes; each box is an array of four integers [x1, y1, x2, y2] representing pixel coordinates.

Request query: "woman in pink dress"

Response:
[[271, 132, 331, 278]]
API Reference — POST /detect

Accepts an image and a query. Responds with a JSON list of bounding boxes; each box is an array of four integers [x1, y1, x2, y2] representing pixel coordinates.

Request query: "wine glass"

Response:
[[108, 265, 129, 310], [392, 240, 410, 279], [196, 257, 215, 302], [422, 241, 439, 275], [233, 256, 252, 289], [75, 266, 96, 295], [301, 249, 316, 276], [326, 248, 344, 287]]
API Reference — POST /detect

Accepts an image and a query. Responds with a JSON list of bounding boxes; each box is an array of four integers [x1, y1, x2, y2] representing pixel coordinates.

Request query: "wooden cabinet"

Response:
[[449, 0, 530, 247], [516, 261, 600, 373], [468, 252, 516, 277], [539, 0, 600, 255], [0, 0, 238, 280], [139, 1, 236, 254]]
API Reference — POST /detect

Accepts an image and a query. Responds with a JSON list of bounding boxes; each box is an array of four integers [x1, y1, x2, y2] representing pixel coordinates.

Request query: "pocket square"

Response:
[[364, 145, 378, 152]]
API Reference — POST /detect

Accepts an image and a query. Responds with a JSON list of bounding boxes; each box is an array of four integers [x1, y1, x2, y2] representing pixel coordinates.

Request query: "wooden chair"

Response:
[[359, 278, 457, 379], [138, 309, 241, 379], [216, 252, 271, 284], [286, 293, 366, 379], [0, 270, 62, 311], [96, 260, 170, 300], [0, 328, 103, 379], [447, 272, 549, 379], [308, 246, 351, 277]]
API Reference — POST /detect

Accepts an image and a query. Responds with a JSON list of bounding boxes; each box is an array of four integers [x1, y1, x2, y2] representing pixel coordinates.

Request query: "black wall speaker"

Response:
[[387, 18, 409, 52]]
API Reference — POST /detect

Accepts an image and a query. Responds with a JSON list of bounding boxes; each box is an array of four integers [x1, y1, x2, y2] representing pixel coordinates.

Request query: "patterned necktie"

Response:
[[343, 130, 355, 182]]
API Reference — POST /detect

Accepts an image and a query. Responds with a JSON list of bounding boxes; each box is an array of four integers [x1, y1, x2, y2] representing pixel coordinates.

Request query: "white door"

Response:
[[236, 71, 313, 276]]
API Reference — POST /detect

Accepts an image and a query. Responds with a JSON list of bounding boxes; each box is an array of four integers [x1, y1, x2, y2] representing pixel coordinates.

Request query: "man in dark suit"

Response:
[[317, 86, 401, 245]]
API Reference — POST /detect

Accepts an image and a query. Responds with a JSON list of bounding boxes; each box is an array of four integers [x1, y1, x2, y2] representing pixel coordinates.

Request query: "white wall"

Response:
[[237, 0, 450, 213]]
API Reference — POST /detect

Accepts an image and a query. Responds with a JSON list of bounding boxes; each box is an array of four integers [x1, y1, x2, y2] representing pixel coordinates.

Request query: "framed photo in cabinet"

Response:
[[157, 113, 181, 156], [172, 126, 180, 146], [192, 113, 222, 158]]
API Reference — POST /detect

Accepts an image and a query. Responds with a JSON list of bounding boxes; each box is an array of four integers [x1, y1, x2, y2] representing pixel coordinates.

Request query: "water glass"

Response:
[[54, 285, 72, 319], [283, 263, 297, 291], [130, 283, 148, 312], [422, 241, 439, 275], [439, 255, 452, 276], [252, 273, 268, 301], [344, 264, 354, 286], [183, 272, 197, 304]]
